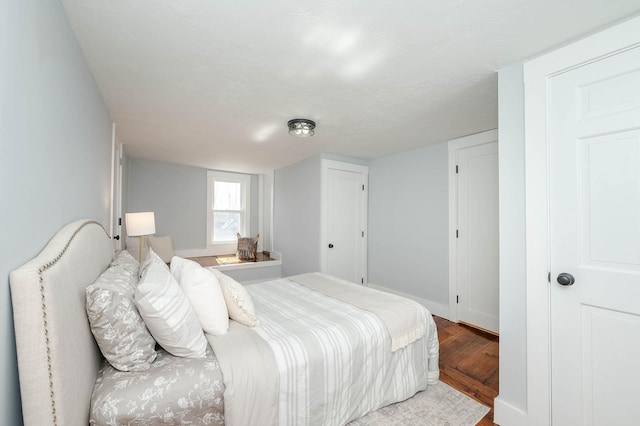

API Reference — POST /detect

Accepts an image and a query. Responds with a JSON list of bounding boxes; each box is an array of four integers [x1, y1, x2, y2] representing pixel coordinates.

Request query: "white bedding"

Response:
[[208, 275, 439, 426], [288, 272, 427, 351]]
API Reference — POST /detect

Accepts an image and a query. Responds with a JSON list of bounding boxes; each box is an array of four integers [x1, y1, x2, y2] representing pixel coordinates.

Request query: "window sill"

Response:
[[212, 258, 282, 272], [186, 251, 282, 272]]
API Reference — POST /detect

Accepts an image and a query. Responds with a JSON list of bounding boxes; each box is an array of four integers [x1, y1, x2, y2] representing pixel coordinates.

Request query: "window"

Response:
[[207, 171, 250, 246]]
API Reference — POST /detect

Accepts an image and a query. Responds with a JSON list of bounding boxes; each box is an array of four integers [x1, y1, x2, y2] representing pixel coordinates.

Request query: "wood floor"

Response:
[[434, 316, 499, 425]]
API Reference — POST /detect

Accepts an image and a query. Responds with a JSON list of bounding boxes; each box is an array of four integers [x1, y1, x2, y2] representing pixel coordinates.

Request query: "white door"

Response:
[[323, 161, 367, 284], [549, 46, 640, 425], [456, 142, 499, 333], [110, 138, 123, 251]]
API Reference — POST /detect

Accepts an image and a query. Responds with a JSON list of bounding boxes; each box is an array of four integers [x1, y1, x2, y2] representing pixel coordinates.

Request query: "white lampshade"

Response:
[[125, 212, 156, 236]]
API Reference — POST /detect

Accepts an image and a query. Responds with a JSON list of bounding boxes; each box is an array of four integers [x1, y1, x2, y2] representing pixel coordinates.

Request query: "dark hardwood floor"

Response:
[[434, 316, 499, 425]]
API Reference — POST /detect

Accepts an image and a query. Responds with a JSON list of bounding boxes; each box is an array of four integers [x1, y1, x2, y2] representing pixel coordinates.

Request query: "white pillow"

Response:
[[148, 235, 175, 263], [209, 268, 258, 327], [135, 263, 208, 358], [139, 247, 168, 278], [170, 255, 201, 283], [180, 266, 229, 335]]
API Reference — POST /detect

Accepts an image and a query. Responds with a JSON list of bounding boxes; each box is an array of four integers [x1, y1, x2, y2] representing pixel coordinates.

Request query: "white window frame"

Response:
[[206, 170, 251, 254]]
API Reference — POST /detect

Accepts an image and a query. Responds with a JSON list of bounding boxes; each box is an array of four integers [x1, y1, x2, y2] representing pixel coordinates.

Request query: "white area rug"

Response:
[[348, 382, 489, 426]]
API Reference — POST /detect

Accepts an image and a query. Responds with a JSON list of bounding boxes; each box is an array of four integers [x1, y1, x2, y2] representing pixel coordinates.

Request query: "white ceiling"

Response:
[[62, 0, 640, 174]]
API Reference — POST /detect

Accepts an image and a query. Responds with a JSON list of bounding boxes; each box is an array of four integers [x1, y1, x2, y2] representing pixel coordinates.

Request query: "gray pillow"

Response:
[[86, 264, 157, 371]]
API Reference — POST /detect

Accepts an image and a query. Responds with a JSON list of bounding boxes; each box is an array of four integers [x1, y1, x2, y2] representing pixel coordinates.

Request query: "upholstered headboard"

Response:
[[10, 220, 113, 426]]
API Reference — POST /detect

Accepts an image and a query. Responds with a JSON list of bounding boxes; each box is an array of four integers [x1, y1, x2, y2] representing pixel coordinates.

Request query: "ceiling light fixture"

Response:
[[287, 118, 316, 137]]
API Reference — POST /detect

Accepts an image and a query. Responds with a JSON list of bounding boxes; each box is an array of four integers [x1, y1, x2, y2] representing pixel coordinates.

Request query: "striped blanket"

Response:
[[288, 273, 427, 351], [208, 276, 439, 426]]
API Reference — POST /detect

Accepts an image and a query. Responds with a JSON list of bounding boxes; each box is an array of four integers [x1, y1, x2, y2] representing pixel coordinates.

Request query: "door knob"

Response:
[[557, 273, 575, 286], [328, 243, 334, 248], [113, 235, 120, 240]]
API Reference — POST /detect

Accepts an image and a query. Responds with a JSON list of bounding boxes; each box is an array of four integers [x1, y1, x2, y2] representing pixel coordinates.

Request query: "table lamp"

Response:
[[125, 212, 156, 262]]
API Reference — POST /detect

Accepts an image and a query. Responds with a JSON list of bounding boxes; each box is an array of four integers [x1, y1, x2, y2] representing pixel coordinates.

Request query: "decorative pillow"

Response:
[[126, 236, 150, 262], [86, 264, 157, 372], [180, 266, 229, 335], [139, 247, 169, 279], [148, 235, 175, 263], [209, 268, 258, 327], [170, 255, 201, 283], [135, 263, 208, 358], [110, 249, 139, 278]]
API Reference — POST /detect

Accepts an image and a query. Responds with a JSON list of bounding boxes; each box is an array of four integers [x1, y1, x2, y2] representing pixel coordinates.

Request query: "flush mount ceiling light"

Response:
[[287, 118, 316, 137]]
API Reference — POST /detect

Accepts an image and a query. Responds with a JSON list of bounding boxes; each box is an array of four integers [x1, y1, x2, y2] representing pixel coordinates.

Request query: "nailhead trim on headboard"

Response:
[[36, 221, 109, 426]]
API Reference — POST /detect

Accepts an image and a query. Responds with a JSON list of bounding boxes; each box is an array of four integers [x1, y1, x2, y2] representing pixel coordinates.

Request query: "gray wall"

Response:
[[127, 159, 207, 249], [368, 143, 449, 304], [273, 155, 322, 276], [321, 152, 370, 166], [126, 158, 259, 250], [496, 64, 528, 414], [0, 1, 112, 423]]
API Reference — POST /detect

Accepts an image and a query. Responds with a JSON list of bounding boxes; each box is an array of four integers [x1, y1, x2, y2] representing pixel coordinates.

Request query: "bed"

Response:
[[10, 220, 439, 425]]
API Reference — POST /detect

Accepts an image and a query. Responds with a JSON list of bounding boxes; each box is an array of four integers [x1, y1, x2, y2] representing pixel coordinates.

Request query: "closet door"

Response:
[[449, 131, 499, 333], [457, 142, 499, 332], [321, 160, 368, 284]]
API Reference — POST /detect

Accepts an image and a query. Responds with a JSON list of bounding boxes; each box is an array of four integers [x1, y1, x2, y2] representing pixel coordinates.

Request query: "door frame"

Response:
[[523, 16, 640, 425], [109, 123, 123, 250], [447, 129, 498, 323], [258, 171, 275, 254], [320, 159, 369, 284]]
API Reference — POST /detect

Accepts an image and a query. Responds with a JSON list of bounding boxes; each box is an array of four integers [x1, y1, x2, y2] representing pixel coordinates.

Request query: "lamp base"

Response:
[[138, 235, 143, 263]]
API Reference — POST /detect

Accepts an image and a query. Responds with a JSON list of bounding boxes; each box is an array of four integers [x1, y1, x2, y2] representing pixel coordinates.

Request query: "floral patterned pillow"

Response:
[[109, 249, 139, 278], [86, 264, 157, 371]]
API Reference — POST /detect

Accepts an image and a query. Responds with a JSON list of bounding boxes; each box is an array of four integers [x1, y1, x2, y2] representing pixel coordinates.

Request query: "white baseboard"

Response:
[[367, 284, 450, 319], [493, 396, 528, 426]]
